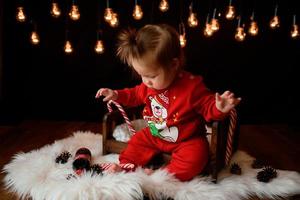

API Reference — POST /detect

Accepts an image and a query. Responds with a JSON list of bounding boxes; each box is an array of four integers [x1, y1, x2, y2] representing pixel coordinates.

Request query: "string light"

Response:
[[270, 16, 279, 29], [104, 8, 113, 22], [30, 21, 40, 45], [15, 0, 300, 52], [188, 13, 198, 27], [95, 40, 105, 54], [64, 30, 73, 54], [235, 17, 246, 41], [50, 2, 61, 18], [103, 0, 118, 27], [225, 0, 235, 20], [64, 41, 73, 53], [133, 0, 143, 20], [133, 5, 143, 20], [104, 0, 113, 23], [69, 0, 80, 21], [187, 2, 198, 27], [95, 3, 105, 54], [248, 11, 259, 36], [30, 31, 40, 45], [270, 4, 280, 29], [211, 8, 220, 32], [248, 21, 258, 36], [204, 14, 213, 37], [109, 13, 119, 27], [16, 6, 26, 22], [95, 30, 105, 54], [291, 15, 299, 39], [179, 22, 186, 47], [159, 0, 169, 12]]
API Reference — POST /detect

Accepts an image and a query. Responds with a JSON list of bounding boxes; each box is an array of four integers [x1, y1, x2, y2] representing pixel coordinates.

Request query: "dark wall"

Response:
[[0, 0, 4, 116], [1, 0, 299, 125]]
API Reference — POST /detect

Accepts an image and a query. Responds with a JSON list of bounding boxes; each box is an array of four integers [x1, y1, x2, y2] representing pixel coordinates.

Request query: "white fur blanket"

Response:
[[3, 131, 300, 200]]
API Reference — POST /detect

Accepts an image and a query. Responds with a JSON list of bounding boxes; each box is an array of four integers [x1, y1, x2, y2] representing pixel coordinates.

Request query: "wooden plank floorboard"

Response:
[[239, 125, 300, 171]]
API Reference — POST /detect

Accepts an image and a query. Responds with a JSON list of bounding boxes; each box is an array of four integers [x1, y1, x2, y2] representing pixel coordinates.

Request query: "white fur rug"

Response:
[[3, 131, 300, 200]]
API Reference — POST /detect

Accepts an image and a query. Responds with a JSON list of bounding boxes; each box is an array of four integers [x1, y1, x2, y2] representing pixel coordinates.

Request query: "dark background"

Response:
[[0, 0, 299, 126]]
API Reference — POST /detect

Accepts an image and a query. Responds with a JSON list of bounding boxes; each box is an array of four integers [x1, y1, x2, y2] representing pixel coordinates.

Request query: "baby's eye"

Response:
[[143, 75, 157, 79]]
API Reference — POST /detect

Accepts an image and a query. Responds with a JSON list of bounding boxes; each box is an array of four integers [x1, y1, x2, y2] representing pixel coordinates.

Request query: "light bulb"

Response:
[[69, 5, 80, 21], [248, 21, 258, 36], [204, 23, 213, 37], [226, 6, 235, 20], [104, 8, 113, 22], [16, 7, 26, 22], [51, 3, 61, 18], [95, 40, 105, 54], [270, 16, 280, 29], [159, 0, 169, 12], [188, 13, 198, 27], [291, 24, 299, 39], [109, 12, 119, 27], [30, 31, 40, 45], [64, 41, 73, 53], [235, 27, 246, 42], [179, 34, 186, 47], [211, 18, 220, 32], [133, 5, 143, 20]]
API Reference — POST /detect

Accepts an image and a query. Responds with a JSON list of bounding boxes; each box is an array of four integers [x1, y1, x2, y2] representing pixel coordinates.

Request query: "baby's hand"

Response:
[[95, 88, 118, 102], [215, 91, 241, 113]]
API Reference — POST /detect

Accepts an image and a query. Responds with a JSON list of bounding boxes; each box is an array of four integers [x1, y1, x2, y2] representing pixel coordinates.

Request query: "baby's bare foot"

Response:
[[107, 163, 122, 173], [144, 168, 154, 175]]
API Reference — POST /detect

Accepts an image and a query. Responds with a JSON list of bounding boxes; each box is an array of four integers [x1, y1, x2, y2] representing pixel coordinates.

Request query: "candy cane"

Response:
[[225, 108, 237, 165], [107, 100, 136, 135]]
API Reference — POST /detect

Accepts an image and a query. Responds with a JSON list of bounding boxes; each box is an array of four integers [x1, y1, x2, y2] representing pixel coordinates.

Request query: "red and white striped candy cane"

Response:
[[107, 100, 136, 136], [225, 108, 237, 165]]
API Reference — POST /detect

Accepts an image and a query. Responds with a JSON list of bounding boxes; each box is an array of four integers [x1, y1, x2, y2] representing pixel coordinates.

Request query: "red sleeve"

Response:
[[190, 76, 228, 122], [115, 83, 147, 107]]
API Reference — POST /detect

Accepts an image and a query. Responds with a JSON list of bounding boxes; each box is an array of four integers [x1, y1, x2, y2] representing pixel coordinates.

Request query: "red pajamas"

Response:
[[116, 71, 227, 181], [119, 128, 209, 181]]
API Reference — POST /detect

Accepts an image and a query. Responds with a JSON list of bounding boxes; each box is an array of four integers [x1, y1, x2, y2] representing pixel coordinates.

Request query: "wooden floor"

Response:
[[0, 120, 300, 200]]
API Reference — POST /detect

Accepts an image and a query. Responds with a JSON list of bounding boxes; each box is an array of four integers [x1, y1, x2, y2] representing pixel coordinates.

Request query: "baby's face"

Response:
[[131, 54, 178, 90]]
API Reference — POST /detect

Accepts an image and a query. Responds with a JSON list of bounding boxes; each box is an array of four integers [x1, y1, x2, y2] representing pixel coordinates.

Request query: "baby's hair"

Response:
[[117, 24, 183, 69]]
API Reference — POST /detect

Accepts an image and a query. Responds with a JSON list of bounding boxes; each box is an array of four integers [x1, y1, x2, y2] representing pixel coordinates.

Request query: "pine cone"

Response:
[[55, 151, 72, 164], [252, 159, 264, 169], [91, 164, 103, 176], [230, 163, 242, 175], [257, 166, 277, 183]]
